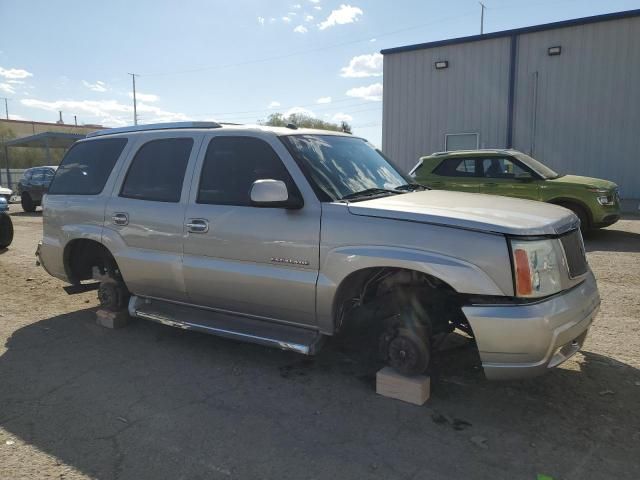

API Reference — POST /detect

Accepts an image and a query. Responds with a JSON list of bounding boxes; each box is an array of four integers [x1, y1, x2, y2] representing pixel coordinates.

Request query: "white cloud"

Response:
[[346, 82, 382, 101], [257, 16, 265, 25], [268, 101, 281, 108], [292, 3, 302, 8], [304, 14, 314, 22], [20, 97, 188, 127], [293, 25, 308, 33], [340, 53, 382, 78], [318, 4, 362, 30], [309, 0, 320, 3], [82, 80, 108, 92], [287, 11, 297, 16], [370, 38, 376, 42], [8, 114, 25, 121], [282, 16, 292, 22], [313, 5, 321, 10], [285, 106, 315, 117], [0, 67, 33, 80], [0, 83, 16, 94], [269, 17, 277, 23], [128, 92, 159, 102], [316, 96, 331, 104], [332, 112, 353, 122]]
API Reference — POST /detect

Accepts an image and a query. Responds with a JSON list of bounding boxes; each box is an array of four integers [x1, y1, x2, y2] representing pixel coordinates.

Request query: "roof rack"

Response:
[[86, 121, 223, 138]]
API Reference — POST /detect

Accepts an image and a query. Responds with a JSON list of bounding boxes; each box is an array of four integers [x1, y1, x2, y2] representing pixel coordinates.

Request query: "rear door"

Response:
[[182, 133, 321, 327], [425, 157, 484, 193], [478, 157, 541, 200], [104, 133, 202, 302]]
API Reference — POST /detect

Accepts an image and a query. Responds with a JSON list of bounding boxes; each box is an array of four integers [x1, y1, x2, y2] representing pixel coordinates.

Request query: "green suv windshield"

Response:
[[282, 134, 416, 201], [514, 152, 560, 179]]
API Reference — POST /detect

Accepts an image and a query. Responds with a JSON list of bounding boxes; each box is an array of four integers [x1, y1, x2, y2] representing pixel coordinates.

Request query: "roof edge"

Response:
[[381, 8, 640, 55]]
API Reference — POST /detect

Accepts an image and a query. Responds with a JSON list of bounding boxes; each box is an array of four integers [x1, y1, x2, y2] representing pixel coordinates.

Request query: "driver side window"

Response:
[[197, 136, 295, 206], [481, 157, 527, 179]]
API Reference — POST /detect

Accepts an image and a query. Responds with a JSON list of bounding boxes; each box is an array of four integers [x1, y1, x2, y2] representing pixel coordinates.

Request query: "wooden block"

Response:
[[376, 367, 430, 406], [96, 309, 130, 329]]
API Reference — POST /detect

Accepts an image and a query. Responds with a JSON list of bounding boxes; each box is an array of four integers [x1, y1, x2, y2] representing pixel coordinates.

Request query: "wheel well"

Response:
[[548, 198, 592, 226], [332, 267, 468, 335], [63, 239, 121, 284]]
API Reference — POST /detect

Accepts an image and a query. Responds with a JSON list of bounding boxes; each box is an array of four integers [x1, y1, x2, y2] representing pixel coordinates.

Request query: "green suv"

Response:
[[410, 149, 620, 230]]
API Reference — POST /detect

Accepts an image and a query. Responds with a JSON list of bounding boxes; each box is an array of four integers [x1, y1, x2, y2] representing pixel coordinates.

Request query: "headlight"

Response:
[[510, 239, 562, 298], [588, 188, 616, 206]]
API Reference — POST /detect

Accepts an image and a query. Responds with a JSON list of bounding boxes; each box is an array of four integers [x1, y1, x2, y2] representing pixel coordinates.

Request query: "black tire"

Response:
[[98, 281, 129, 312], [560, 202, 590, 232], [21, 193, 36, 213], [0, 213, 13, 249]]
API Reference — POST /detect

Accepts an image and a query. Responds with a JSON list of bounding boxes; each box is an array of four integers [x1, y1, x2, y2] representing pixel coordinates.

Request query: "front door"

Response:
[[478, 157, 540, 200], [182, 134, 320, 327]]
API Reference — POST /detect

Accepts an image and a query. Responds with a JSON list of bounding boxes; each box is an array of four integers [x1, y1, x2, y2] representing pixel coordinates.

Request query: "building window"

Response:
[[444, 133, 479, 151]]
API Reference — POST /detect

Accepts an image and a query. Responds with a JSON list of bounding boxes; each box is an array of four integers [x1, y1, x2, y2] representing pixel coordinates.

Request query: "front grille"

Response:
[[560, 230, 588, 278]]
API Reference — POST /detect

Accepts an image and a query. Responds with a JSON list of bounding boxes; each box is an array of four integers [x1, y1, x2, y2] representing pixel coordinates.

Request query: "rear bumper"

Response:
[[463, 272, 600, 380]]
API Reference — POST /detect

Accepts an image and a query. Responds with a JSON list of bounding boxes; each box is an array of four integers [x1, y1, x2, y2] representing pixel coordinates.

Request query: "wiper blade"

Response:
[[341, 188, 400, 201], [395, 183, 427, 192]]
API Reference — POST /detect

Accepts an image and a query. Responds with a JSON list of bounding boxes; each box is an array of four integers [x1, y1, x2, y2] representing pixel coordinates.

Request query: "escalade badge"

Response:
[[271, 257, 310, 266]]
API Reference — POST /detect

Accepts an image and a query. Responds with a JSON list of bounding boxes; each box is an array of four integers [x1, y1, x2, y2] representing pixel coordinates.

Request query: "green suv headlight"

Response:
[[588, 188, 616, 206], [511, 239, 563, 298]]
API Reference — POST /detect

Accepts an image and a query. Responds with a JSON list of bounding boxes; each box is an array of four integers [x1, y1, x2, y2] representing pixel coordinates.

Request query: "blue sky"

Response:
[[1, 0, 639, 145]]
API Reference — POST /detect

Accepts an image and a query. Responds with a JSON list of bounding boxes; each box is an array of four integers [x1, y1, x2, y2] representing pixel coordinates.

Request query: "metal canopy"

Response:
[[4, 132, 85, 149]]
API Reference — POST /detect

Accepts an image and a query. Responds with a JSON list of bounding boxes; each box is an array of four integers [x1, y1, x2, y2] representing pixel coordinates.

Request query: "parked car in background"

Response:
[[410, 149, 620, 231], [36, 122, 600, 380], [0, 197, 13, 249], [17, 166, 58, 212], [0, 184, 12, 202]]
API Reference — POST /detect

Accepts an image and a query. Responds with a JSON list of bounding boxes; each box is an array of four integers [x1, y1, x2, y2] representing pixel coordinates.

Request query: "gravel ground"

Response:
[[1, 204, 639, 480]]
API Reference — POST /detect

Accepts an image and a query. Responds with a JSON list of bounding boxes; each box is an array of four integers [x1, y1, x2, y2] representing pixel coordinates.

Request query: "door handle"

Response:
[[186, 218, 209, 233], [112, 212, 129, 226]]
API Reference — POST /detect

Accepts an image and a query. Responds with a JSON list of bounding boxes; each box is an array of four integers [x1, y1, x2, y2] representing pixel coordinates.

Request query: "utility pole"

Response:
[[479, 2, 486, 35], [128, 73, 138, 125], [1, 97, 8, 120]]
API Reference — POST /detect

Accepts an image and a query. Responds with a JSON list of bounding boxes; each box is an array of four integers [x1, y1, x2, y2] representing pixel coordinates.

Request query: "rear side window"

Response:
[[197, 136, 293, 206], [49, 138, 127, 195], [434, 158, 478, 177], [120, 138, 193, 203]]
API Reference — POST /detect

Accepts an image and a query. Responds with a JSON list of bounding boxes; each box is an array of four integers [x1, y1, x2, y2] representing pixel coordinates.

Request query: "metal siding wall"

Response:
[[382, 37, 511, 172], [513, 17, 640, 198]]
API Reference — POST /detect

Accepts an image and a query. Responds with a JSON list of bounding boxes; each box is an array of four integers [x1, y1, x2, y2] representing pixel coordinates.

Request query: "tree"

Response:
[[261, 112, 352, 133]]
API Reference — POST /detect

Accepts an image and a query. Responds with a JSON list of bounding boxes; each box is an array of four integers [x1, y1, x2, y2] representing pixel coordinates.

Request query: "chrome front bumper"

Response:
[[463, 272, 600, 380]]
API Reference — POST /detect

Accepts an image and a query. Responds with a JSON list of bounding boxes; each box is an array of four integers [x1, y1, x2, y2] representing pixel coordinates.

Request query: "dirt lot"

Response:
[[1, 205, 639, 480]]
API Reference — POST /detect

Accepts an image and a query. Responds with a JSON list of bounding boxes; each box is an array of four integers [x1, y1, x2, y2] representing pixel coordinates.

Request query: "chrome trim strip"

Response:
[[134, 309, 313, 354], [87, 121, 222, 138]]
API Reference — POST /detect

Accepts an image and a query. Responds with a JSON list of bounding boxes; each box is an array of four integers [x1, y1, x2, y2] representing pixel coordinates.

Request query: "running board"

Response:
[[128, 296, 324, 355]]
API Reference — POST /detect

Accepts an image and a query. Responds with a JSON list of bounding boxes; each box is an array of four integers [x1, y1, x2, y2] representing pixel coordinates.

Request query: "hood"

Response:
[[548, 174, 617, 190], [347, 190, 578, 236]]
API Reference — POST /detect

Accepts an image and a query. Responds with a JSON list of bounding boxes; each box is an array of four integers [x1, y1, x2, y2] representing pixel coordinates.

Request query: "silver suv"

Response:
[[37, 122, 600, 380]]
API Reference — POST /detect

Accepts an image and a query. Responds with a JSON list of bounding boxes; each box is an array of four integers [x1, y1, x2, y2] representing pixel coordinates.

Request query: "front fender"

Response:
[[316, 245, 505, 334]]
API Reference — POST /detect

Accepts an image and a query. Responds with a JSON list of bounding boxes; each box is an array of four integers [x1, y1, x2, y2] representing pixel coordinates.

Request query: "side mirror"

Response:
[[250, 179, 303, 209], [515, 172, 534, 182]]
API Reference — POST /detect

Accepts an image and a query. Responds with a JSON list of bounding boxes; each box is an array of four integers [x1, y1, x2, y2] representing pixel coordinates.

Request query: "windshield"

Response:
[[514, 152, 560, 179], [282, 134, 413, 201]]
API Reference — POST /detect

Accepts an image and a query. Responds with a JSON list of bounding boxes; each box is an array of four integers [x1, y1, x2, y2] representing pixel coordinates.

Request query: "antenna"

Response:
[[128, 73, 139, 125], [479, 2, 486, 35]]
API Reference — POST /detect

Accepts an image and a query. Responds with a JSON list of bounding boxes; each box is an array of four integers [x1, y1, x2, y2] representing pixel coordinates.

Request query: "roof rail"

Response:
[[86, 121, 223, 138]]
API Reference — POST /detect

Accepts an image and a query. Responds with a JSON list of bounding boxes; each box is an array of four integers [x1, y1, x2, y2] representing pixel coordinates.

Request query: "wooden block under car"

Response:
[[96, 309, 130, 329], [376, 367, 431, 405]]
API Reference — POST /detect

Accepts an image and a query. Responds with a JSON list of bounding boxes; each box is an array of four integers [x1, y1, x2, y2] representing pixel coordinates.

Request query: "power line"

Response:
[[139, 11, 477, 77]]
